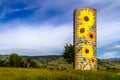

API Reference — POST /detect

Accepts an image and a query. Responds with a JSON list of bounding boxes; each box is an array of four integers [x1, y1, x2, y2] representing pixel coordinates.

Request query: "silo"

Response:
[[74, 8, 97, 70]]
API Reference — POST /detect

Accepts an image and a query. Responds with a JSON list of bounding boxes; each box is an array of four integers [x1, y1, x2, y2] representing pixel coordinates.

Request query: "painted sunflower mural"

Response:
[[80, 44, 93, 58], [87, 31, 95, 42], [79, 9, 95, 27], [74, 8, 97, 70], [77, 25, 89, 38]]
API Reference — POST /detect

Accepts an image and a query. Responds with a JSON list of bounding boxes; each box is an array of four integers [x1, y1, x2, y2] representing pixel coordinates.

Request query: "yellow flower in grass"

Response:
[[79, 9, 95, 27], [89, 57, 96, 66], [80, 44, 93, 58], [77, 25, 89, 38], [87, 31, 95, 42]]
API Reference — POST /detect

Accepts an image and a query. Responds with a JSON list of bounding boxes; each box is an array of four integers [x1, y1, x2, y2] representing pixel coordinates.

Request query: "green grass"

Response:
[[0, 67, 120, 80]]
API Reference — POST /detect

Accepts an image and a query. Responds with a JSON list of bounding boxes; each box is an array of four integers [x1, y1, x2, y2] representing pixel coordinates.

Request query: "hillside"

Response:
[[0, 55, 120, 70], [97, 58, 120, 69]]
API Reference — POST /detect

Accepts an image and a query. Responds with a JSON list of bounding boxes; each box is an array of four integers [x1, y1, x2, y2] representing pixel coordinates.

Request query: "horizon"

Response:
[[0, 53, 120, 59], [0, 0, 120, 59]]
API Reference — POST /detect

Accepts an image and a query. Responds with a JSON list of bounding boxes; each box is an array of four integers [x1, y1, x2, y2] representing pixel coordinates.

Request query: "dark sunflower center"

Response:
[[90, 34, 93, 38], [92, 59, 94, 62], [80, 28, 85, 33], [85, 49, 89, 53], [84, 16, 89, 22]]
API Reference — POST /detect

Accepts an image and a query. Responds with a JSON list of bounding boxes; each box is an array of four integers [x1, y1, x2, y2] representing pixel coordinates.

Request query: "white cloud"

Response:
[[99, 52, 119, 59], [96, 0, 120, 48], [97, 22, 120, 47], [0, 22, 73, 55], [106, 44, 120, 50]]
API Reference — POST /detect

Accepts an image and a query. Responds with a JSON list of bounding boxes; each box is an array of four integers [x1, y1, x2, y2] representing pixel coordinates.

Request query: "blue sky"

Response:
[[0, 0, 120, 58]]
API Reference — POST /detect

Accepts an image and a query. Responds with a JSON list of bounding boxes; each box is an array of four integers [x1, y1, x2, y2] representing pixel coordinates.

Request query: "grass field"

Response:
[[0, 67, 120, 80]]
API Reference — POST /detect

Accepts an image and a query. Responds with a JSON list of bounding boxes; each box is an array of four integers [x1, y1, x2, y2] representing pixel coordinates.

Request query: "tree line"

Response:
[[0, 43, 74, 68], [0, 53, 38, 68]]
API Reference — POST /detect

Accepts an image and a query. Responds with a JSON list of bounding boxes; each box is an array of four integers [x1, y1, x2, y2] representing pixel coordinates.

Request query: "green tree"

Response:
[[9, 53, 21, 67], [26, 57, 38, 68], [29, 59, 38, 68], [0, 59, 8, 67], [20, 57, 28, 67], [62, 44, 74, 64]]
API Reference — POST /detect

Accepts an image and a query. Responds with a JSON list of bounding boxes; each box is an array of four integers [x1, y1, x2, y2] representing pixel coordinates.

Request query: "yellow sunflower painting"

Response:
[[84, 64, 91, 70], [89, 57, 96, 66], [80, 44, 93, 58], [87, 31, 95, 42], [79, 9, 95, 27], [79, 63, 83, 69], [77, 25, 89, 38], [74, 8, 96, 70]]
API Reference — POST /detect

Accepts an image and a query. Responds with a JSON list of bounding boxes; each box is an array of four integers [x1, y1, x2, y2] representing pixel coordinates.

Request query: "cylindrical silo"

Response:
[[74, 8, 97, 70]]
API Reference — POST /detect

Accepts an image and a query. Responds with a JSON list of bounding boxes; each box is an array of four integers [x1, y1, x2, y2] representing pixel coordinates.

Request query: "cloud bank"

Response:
[[99, 52, 119, 59], [0, 22, 73, 55]]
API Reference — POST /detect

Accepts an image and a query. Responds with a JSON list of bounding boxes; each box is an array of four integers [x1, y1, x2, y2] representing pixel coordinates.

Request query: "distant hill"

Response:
[[103, 58, 120, 61], [97, 58, 120, 69], [23, 55, 62, 60], [0, 48, 61, 56], [0, 54, 120, 61], [0, 54, 120, 69]]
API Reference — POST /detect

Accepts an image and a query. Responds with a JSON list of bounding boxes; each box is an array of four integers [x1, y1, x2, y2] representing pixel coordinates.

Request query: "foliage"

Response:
[[97, 59, 120, 70], [29, 59, 38, 68], [9, 53, 22, 67], [20, 57, 28, 67], [0, 53, 38, 68], [0, 59, 9, 67], [62, 44, 74, 64], [0, 52, 120, 70]]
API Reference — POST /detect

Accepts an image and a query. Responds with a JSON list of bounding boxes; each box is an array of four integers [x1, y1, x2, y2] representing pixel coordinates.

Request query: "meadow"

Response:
[[0, 67, 120, 80]]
